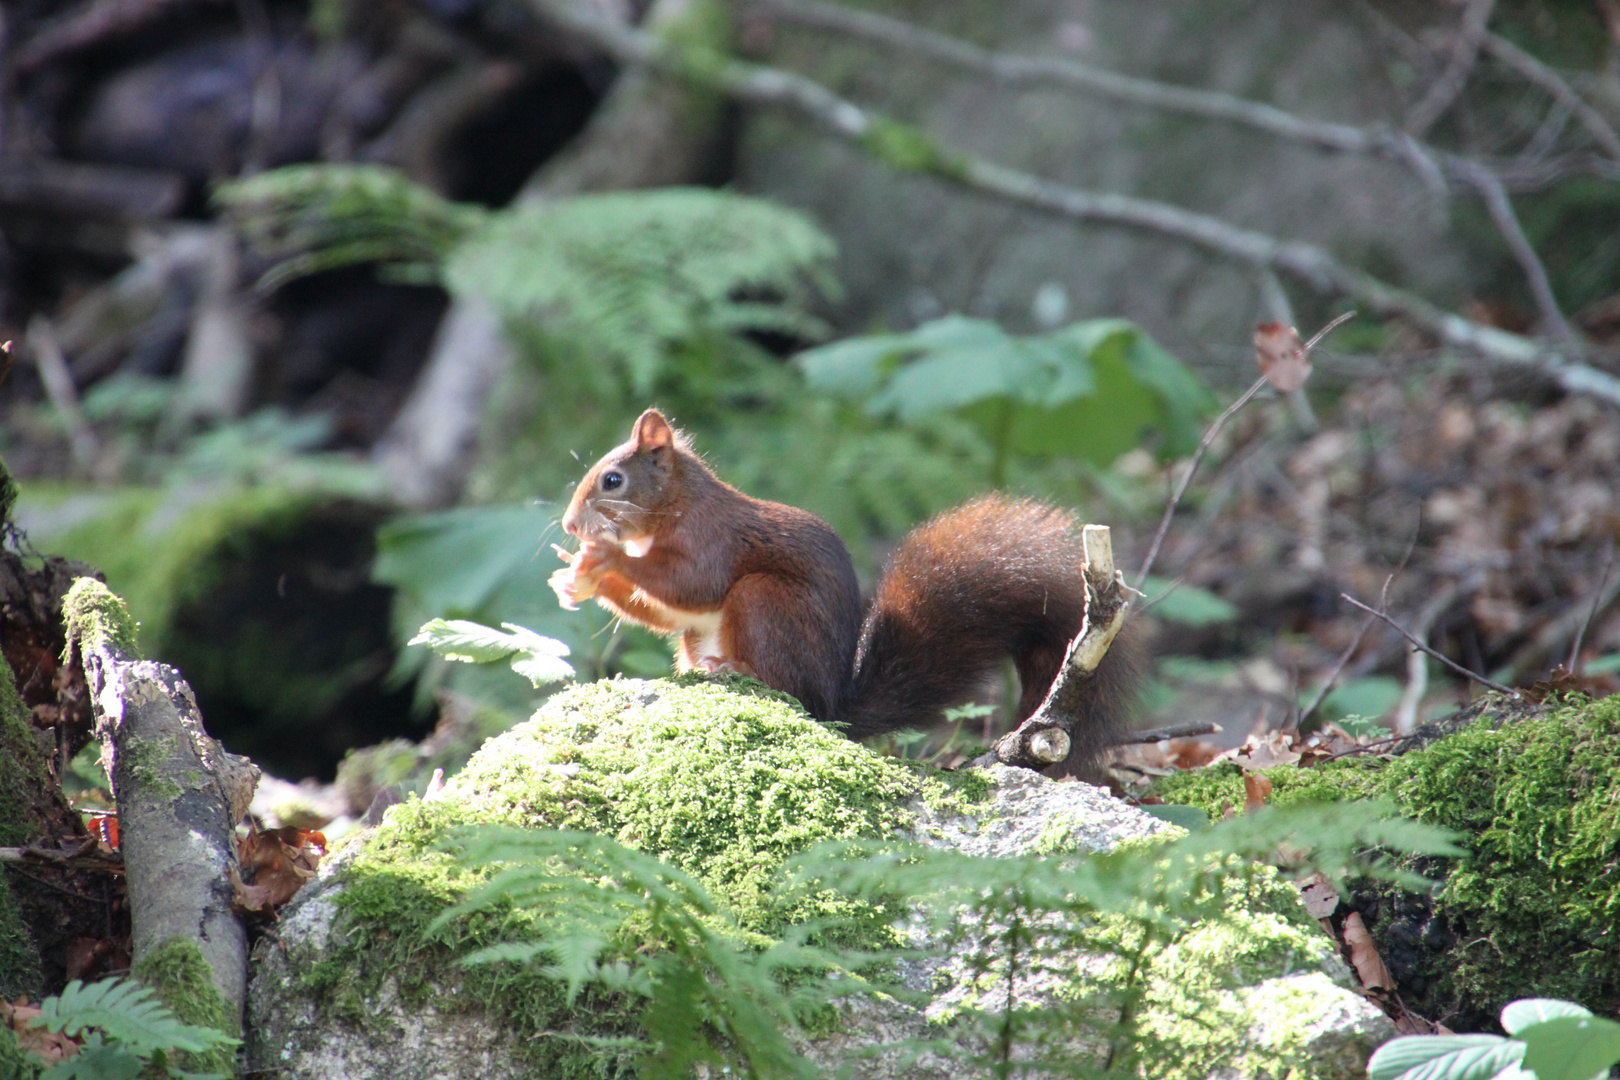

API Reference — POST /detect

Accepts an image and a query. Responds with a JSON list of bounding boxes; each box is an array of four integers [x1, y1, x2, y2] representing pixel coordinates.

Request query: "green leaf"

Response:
[[40, 1036, 145, 1080], [798, 315, 1213, 467], [1366, 1034, 1524, 1080], [408, 618, 574, 687], [1315, 677, 1404, 723], [408, 618, 529, 663], [1519, 1015, 1620, 1080], [31, 979, 238, 1056], [1501, 998, 1592, 1035], [447, 188, 836, 396], [1137, 803, 1210, 830], [1141, 577, 1239, 626]]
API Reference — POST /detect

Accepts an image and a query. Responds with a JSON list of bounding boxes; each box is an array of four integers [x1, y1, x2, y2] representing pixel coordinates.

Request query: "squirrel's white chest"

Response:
[[635, 591, 726, 664]]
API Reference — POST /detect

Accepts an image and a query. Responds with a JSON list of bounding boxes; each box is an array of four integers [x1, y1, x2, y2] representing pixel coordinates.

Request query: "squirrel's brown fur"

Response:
[[551, 409, 1138, 777]]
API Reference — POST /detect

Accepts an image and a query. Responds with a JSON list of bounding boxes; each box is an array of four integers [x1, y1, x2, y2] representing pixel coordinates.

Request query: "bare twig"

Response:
[[1341, 593, 1518, 697], [1297, 575, 1395, 730], [1449, 158, 1577, 341], [1404, 0, 1496, 137], [1118, 721, 1221, 744], [1135, 376, 1266, 589], [533, 0, 1620, 406], [25, 317, 102, 469], [1568, 540, 1616, 673], [1481, 33, 1620, 161], [1392, 583, 1464, 735]]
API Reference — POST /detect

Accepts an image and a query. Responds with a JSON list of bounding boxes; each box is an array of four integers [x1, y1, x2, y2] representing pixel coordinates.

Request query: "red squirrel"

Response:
[[550, 408, 1138, 776]]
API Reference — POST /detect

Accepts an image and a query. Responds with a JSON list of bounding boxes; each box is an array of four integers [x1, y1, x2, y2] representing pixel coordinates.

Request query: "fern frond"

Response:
[[217, 164, 486, 290], [445, 188, 839, 395], [32, 979, 237, 1057]]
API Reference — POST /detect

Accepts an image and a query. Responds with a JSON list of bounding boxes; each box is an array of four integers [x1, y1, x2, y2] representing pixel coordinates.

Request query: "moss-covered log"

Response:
[[66, 578, 259, 1032], [1152, 693, 1620, 1030]]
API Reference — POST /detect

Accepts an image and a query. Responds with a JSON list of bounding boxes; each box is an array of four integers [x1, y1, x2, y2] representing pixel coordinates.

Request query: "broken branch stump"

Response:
[[993, 524, 1134, 769], [64, 578, 258, 1029]]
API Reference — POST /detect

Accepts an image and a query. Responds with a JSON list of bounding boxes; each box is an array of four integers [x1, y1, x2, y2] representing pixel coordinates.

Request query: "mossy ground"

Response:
[[304, 676, 942, 1077], [1152, 693, 1620, 1025]]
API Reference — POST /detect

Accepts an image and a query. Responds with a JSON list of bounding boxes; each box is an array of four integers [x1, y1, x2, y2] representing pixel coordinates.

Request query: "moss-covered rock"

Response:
[[249, 677, 1390, 1079], [1152, 693, 1620, 1028]]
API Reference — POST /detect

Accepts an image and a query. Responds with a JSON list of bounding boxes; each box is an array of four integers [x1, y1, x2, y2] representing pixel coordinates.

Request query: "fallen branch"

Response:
[[1117, 721, 1222, 744], [1340, 592, 1519, 698], [522, 0, 1620, 406], [992, 525, 1131, 770], [64, 578, 259, 1029], [1482, 33, 1620, 162]]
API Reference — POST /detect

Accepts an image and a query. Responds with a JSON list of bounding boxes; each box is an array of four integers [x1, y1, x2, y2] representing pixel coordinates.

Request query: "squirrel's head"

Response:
[[561, 408, 684, 545]]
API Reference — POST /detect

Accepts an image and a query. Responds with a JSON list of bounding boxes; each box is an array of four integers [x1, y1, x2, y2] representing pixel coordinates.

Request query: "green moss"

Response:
[[61, 578, 141, 660], [24, 485, 320, 656], [133, 937, 238, 1076], [1152, 694, 1620, 1023], [312, 677, 937, 1075], [858, 117, 970, 179]]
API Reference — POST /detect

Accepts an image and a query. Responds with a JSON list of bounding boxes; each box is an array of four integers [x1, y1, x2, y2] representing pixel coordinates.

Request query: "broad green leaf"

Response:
[[408, 618, 528, 663], [1138, 803, 1210, 830], [1519, 1015, 1620, 1080], [794, 314, 1212, 467], [1366, 1033, 1524, 1080], [1316, 677, 1403, 723], [1502, 998, 1592, 1035], [409, 617, 574, 686], [1141, 577, 1239, 626]]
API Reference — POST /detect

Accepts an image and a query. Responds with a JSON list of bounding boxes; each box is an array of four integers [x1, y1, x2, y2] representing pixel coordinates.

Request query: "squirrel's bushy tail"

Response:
[[842, 494, 1139, 777]]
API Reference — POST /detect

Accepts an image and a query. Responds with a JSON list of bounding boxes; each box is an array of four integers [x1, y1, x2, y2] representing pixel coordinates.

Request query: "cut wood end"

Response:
[[1027, 727, 1070, 764], [1081, 525, 1114, 580]]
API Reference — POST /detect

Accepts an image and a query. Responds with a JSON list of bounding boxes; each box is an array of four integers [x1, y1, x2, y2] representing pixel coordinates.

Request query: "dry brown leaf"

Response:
[[1298, 872, 1340, 919], [1341, 911, 1395, 992], [1242, 772, 1273, 813], [232, 826, 328, 915], [1254, 322, 1311, 393]]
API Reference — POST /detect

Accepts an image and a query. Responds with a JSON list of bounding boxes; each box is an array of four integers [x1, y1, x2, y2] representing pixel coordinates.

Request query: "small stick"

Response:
[[26, 316, 101, 469], [1340, 593, 1518, 697], [1135, 312, 1354, 588], [1567, 539, 1615, 672], [1116, 720, 1221, 744]]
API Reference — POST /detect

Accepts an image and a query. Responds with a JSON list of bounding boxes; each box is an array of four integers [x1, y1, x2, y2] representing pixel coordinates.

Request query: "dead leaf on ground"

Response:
[[1215, 729, 1302, 770], [232, 826, 327, 915], [1242, 772, 1272, 813], [2, 996, 80, 1064], [1299, 871, 1340, 920], [1254, 322, 1311, 393], [1341, 911, 1395, 993]]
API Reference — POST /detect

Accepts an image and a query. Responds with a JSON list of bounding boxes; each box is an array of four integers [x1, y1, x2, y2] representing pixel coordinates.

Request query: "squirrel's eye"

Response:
[[600, 470, 625, 492]]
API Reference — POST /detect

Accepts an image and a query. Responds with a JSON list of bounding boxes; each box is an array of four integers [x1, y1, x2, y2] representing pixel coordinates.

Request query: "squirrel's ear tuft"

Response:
[[634, 409, 675, 453]]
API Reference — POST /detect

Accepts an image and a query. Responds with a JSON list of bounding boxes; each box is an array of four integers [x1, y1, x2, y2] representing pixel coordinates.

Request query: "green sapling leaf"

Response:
[[1501, 998, 1592, 1035], [1366, 1034, 1524, 1080], [1518, 1015, 1620, 1080]]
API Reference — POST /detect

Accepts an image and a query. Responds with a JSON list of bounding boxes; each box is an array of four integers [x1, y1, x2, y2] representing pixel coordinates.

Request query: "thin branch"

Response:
[[1340, 593, 1518, 697], [1568, 540, 1617, 672], [25, 316, 101, 469], [1482, 33, 1620, 161], [523, 0, 1620, 405], [1392, 583, 1463, 735], [1404, 0, 1496, 137], [1120, 721, 1221, 744], [758, 0, 1603, 351], [1449, 158, 1577, 341], [1135, 376, 1267, 590]]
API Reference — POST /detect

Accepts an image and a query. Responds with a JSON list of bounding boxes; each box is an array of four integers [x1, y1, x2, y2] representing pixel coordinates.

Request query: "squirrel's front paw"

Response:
[[549, 562, 602, 610], [693, 656, 757, 678]]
